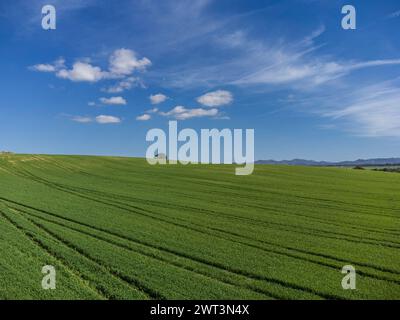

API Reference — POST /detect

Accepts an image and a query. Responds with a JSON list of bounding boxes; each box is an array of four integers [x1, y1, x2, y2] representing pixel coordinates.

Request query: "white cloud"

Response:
[[57, 62, 107, 82], [88, 101, 96, 106], [146, 107, 159, 113], [30, 64, 57, 72], [388, 10, 400, 19], [223, 27, 400, 88], [71, 116, 92, 123], [69, 114, 122, 124], [213, 115, 231, 120], [30, 49, 151, 83], [99, 96, 127, 105], [321, 81, 400, 137], [102, 77, 143, 93], [109, 48, 151, 76], [150, 93, 168, 104], [160, 106, 218, 120], [234, 54, 400, 87], [136, 114, 151, 121], [157, 25, 400, 91], [29, 58, 65, 73], [197, 90, 233, 107], [95, 115, 121, 124]]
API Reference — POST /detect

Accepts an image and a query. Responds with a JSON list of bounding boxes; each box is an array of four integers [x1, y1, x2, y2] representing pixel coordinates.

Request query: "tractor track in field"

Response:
[[4, 167, 400, 281], [172, 175, 400, 219], [12, 168, 400, 274], [2, 156, 400, 300], [3, 196, 400, 300], [9, 205, 322, 299], [3, 161, 399, 238], [7, 201, 400, 287], [12, 163, 400, 240], [0, 209, 108, 300], [69, 163, 400, 223], [1, 207, 162, 300], [48, 180, 400, 238], [1, 198, 345, 300], [3, 164, 400, 295], [8, 206, 280, 300], [83, 191, 400, 248], [23, 155, 400, 216], [12, 166, 400, 251]]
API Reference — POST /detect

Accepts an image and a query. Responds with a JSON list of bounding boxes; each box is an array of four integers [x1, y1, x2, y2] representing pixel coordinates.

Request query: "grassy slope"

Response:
[[0, 154, 399, 300]]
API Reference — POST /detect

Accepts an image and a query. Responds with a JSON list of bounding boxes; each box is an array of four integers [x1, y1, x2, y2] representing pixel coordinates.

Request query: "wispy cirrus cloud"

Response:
[[387, 10, 400, 19], [320, 80, 400, 137], [229, 28, 400, 88], [236, 59, 400, 88], [155, 22, 400, 92]]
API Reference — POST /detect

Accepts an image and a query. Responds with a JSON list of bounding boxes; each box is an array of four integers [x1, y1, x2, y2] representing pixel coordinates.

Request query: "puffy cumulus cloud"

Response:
[[30, 49, 151, 83], [99, 96, 127, 105], [109, 48, 151, 76], [160, 106, 218, 120], [95, 115, 121, 124], [57, 62, 107, 82], [150, 93, 168, 105], [197, 90, 233, 107], [136, 114, 151, 121]]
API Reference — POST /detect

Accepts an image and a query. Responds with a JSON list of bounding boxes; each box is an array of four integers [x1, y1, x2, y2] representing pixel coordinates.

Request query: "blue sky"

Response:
[[1, 0, 400, 161]]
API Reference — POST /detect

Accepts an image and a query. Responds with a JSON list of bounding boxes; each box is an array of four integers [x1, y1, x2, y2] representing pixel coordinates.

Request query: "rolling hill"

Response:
[[0, 154, 399, 299]]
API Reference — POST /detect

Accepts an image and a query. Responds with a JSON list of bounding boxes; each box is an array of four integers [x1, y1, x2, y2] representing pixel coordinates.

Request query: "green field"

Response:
[[0, 154, 399, 300]]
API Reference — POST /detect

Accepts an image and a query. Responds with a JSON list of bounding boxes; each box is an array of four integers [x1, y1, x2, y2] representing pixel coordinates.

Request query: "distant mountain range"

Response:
[[255, 158, 400, 166]]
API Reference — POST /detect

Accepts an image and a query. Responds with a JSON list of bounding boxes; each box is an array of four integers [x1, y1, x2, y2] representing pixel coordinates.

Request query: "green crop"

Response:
[[0, 154, 399, 299]]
